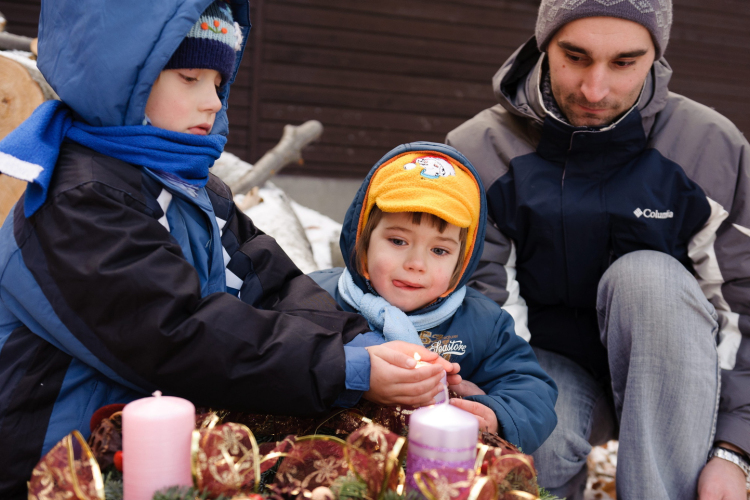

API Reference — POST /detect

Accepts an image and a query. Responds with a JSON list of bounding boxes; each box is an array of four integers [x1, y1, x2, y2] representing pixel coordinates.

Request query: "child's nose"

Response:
[[404, 251, 426, 272], [202, 87, 223, 114]]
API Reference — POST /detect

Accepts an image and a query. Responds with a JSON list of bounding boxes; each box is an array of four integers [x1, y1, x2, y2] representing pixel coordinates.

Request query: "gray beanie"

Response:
[[536, 0, 673, 59]]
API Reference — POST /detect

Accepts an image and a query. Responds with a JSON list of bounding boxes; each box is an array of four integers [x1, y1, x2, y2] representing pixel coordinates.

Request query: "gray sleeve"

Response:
[[654, 95, 750, 455], [446, 107, 537, 341], [466, 214, 531, 341], [711, 141, 750, 455]]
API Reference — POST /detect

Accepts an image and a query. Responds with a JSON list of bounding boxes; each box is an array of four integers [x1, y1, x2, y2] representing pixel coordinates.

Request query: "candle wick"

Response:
[[152, 390, 162, 398]]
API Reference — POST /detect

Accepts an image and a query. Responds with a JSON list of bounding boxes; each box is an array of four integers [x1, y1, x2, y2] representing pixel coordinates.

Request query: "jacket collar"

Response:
[[536, 107, 648, 167]]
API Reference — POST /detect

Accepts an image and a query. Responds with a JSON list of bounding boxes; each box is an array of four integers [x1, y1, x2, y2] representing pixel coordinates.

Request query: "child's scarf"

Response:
[[337, 267, 466, 345], [0, 100, 226, 217]]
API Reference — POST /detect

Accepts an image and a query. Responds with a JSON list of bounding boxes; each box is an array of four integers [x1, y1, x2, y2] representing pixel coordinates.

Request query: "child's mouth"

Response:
[[189, 124, 211, 135], [392, 279, 423, 290]]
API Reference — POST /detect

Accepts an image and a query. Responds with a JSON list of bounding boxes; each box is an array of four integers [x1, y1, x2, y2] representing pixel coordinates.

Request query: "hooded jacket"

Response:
[[0, 1, 368, 495], [310, 142, 558, 454], [446, 38, 750, 454]]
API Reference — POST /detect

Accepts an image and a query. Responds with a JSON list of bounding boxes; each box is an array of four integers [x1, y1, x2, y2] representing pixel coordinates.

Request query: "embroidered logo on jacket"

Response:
[[404, 156, 456, 179], [419, 331, 467, 361], [634, 208, 674, 219]]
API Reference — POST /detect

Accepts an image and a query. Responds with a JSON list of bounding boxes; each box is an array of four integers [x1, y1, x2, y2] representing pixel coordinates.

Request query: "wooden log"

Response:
[[0, 54, 46, 224], [0, 32, 34, 52], [231, 120, 323, 195]]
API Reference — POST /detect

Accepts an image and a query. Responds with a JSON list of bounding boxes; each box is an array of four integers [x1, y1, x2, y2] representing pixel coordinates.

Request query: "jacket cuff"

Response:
[[343, 345, 371, 391], [715, 412, 750, 456], [333, 346, 371, 408]]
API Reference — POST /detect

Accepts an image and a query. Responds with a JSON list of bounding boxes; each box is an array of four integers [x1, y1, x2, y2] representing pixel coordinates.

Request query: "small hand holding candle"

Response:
[[363, 341, 460, 407], [449, 398, 498, 434], [413, 352, 448, 404], [122, 391, 195, 500]]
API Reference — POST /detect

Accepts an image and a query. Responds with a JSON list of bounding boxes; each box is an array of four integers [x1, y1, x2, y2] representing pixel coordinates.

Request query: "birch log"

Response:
[[230, 120, 323, 195], [0, 53, 50, 223]]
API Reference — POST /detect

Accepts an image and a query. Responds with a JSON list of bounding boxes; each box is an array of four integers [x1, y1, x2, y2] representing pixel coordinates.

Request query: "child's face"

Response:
[[145, 69, 223, 135], [366, 212, 461, 313]]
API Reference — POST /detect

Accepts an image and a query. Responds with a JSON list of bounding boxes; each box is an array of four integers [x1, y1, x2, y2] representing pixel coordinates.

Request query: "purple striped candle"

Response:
[[406, 401, 478, 492]]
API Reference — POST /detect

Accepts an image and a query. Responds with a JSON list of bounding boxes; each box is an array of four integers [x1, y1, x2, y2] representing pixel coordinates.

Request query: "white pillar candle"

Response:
[[122, 391, 195, 500]]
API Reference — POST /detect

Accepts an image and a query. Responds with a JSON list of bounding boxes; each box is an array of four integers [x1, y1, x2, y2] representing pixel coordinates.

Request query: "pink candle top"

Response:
[[408, 402, 478, 462], [122, 391, 195, 500]]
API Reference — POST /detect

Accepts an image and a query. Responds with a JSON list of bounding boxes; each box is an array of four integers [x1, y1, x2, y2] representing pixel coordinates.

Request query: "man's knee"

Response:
[[599, 250, 696, 299], [597, 250, 718, 357]]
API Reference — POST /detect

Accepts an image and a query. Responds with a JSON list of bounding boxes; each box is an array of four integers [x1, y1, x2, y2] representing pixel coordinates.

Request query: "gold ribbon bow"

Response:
[[28, 430, 105, 500]]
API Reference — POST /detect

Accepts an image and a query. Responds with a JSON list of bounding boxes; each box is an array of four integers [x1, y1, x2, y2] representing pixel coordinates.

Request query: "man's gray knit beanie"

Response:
[[536, 0, 673, 59]]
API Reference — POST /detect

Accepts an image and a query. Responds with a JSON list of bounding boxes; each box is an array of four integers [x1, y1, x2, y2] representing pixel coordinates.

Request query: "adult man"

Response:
[[446, 1, 750, 499]]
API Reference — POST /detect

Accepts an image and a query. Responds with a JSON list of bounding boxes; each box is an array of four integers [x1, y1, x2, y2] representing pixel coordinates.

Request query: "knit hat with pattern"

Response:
[[165, 0, 242, 84], [535, 0, 673, 59]]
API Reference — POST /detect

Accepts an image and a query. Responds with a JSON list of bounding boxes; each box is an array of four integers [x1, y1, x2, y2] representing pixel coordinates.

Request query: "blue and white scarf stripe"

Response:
[[337, 268, 465, 345]]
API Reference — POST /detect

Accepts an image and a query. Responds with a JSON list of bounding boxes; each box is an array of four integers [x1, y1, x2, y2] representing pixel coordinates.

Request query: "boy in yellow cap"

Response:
[[310, 142, 558, 452]]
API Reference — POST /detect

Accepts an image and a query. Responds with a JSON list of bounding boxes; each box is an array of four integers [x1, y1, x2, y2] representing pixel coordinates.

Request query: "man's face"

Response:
[[547, 17, 656, 127]]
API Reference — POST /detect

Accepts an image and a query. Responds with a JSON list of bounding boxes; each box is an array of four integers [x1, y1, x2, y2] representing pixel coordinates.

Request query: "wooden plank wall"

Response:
[[2, 0, 749, 179]]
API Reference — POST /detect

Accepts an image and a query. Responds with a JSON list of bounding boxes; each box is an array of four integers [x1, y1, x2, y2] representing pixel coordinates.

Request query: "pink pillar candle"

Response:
[[406, 402, 478, 492], [122, 391, 195, 500]]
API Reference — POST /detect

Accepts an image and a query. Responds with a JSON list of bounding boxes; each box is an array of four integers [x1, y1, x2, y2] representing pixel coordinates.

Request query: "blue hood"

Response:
[[339, 142, 487, 313], [37, 0, 250, 136]]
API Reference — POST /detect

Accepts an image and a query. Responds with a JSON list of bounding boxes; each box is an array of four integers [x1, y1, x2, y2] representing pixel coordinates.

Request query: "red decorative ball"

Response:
[[114, 451, 123, 472], [221, 27, 228, 34], [201, 22, 209, 30], [213, 19, 221, 27]]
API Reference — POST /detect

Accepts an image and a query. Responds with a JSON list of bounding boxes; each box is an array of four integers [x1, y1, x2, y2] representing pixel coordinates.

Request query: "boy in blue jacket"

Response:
[[310, 142, 558, 452], [0, 2, 455, 496]]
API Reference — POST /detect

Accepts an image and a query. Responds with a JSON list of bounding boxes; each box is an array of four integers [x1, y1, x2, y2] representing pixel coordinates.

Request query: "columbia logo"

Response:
[[634, 208, 674, 219]]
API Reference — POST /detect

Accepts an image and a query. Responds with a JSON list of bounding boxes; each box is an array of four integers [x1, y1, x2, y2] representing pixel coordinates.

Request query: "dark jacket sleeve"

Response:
[[465, 310, 558, 453], [26, 178, 369, 416]]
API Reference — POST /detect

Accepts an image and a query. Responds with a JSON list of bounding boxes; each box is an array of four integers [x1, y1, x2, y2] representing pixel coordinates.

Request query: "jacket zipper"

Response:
[[560, 133, 577, 305]]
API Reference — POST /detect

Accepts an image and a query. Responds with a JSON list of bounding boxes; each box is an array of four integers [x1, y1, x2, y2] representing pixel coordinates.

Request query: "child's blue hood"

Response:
[[339, 142, 487, 313], [37, 0, 250, 136]]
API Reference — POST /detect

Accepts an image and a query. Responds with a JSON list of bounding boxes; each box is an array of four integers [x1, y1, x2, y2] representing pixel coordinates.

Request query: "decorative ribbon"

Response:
[[28, 409, 542, 500], [28, 430, 104, 500]]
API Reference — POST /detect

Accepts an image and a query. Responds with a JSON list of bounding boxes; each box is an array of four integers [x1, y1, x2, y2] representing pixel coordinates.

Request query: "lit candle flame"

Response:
[[413, 352, 421, 362]]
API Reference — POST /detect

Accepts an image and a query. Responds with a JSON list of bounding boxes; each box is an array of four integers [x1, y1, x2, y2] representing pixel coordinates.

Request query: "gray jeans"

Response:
[[531, 250, 720, 500]]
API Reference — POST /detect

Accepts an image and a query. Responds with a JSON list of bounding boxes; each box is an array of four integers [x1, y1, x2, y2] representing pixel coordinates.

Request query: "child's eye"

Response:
[[179, 73, 198, 83], [389, 238, 406, 246], [432, 248, 449, 256]]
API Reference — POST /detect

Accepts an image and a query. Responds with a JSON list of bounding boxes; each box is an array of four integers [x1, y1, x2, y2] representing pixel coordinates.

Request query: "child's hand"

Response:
[[363, 344, 448, 406], [379, 340, 462, 383], [450, 398, 498, 434], [449, 380, 486, 398]]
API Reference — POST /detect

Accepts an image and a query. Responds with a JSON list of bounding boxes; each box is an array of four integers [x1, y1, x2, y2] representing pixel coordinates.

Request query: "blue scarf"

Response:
[[0, 100, 226, 217], [337, 268, 466, 345]]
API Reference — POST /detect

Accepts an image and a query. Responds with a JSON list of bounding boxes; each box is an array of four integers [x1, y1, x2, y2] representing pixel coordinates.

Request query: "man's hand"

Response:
[[449, 380, 486, 398], [698, 442, 748, 500], [363, 344, 449, 406], [450, 398, 498, 434]]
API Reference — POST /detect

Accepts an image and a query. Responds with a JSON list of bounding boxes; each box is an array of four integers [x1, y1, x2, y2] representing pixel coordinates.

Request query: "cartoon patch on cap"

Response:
[[403, 156, 456, 179]]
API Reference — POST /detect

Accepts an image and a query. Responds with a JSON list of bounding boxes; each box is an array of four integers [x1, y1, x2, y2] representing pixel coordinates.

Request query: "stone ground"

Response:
[[583, 441, 750, 500]]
